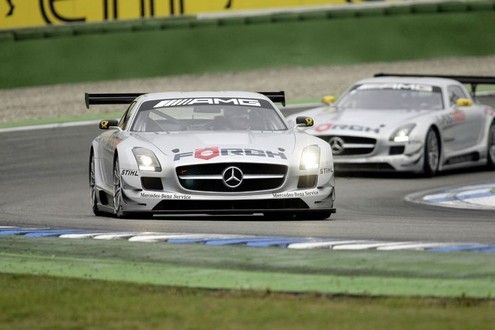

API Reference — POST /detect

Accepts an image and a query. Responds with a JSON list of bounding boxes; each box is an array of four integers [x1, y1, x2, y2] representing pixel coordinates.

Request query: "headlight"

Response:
[[300, 145, 320, 170], [132, 147, 161, 172], [390, 124, 416, 143]]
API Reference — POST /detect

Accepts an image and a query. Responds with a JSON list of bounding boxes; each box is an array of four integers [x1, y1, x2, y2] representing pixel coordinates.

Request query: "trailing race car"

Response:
[[87, 91, 336, 219], [288, 74, 495, 176]]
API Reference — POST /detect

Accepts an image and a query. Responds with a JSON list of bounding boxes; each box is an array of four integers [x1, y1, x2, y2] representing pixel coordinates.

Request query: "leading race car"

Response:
[[87, 91, 336, 219], [288, 74, 495, 176]]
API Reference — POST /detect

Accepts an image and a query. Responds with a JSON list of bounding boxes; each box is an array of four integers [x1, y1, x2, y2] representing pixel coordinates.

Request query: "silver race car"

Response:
[[289, 74, 495, 176], [86, 91, 336, 219]]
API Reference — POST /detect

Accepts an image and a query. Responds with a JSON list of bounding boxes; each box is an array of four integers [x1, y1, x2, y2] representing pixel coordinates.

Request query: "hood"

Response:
[[306, 108, 430, 135], [134, 131, 297, 163]]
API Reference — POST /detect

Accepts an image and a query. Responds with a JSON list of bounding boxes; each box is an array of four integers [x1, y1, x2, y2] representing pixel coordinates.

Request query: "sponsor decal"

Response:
[[440, 110, 466, 126], [195, 147, 219, 161], [273, 189, 319, 198], [154, 98, 261, 108], [319, 168, 332, 174], [358, 83, 433, 92], [174, 147, 287, 161], [121, 169, 138, 176], [99, 120, 109, 129], [140, 192, 191, 200], [315, 122, 380, 134]]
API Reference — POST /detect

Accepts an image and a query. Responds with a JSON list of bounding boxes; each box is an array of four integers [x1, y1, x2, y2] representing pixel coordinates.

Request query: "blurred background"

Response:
[[0, 0, 494, 127], [1, 0, 494, 89]]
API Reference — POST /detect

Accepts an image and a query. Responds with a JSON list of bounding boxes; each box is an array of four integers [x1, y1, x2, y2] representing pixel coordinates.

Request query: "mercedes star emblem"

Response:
[[328, 136, 345, 155], [222, 166, 243, 188]]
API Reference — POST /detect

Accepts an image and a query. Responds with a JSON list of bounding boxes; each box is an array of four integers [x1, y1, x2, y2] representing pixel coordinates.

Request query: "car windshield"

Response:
[[131, 98, 288, 132], [337, 83, 444, 110]]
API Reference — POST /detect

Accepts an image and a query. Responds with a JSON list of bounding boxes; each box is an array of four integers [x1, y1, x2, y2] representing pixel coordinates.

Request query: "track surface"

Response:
[[0, 124, 493, 244]]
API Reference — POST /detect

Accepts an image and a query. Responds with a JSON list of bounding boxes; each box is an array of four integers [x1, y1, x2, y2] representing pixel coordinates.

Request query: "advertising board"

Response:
[[1, 0, 355, 30]]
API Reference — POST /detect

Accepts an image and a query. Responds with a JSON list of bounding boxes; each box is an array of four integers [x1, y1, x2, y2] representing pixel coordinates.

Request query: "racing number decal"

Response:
[[305, 117, 314, 127]]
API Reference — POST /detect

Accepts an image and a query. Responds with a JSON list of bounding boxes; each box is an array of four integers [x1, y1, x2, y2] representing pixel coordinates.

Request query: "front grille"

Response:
[[176, 163, 288, 192], [321, 135, 376, 156], [152, 198, 309, 212]]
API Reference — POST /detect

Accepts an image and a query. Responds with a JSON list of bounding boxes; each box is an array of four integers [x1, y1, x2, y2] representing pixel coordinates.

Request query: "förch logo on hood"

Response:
[[173, 147, 287, 161], [315, 122, 381, 134]]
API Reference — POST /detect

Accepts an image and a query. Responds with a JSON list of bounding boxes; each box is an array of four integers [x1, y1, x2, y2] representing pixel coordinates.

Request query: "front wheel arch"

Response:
[[89, 148, 107, 216], [112, 153, 126, 218]]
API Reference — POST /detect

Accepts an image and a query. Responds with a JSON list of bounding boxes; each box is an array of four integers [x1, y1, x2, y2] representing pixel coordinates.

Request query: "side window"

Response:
[[447, 85, 468, 106], [119, 102, 136, 130]]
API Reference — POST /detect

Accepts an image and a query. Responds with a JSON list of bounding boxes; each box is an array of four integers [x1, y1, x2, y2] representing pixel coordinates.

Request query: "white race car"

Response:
[[87, 91, 336, 219], [289, 74, 495, 176]]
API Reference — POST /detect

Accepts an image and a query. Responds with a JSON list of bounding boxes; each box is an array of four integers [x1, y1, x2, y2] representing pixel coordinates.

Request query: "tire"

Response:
[[423, 128, 440, 176], [487, 121, 495, 170], [113, 157, 127, 218], [89, 151, 106, 216]]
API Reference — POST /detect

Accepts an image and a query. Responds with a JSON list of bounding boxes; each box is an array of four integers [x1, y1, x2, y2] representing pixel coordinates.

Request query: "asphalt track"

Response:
[[0, 122, 493, 245]]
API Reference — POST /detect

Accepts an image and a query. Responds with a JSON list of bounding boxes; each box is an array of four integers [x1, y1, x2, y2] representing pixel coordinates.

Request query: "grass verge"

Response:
[[1, 11, 495, 89], [1, 236, 495, 328], [1, 273, 494, 329], [1, 236, 494, 298]]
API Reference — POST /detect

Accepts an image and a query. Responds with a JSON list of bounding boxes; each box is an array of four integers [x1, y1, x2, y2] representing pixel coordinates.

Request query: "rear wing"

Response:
[[85, 93, 144, 109], [374, 73, 495, 98], [85, 91, 286, 109]]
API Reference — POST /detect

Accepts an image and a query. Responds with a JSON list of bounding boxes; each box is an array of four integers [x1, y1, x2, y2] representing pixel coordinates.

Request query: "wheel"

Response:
[[89, 151, 106, 216], [487, 121, 495, 170], [423, 128, 440, 176], [113, 157, 127, 218]]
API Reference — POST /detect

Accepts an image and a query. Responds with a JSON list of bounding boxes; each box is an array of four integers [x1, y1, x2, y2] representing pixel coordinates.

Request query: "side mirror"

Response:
[[99, 119, 119, 130], [296, 116, 314, 127], [322, 95, 336, 105], [456, 98, 473, 107]]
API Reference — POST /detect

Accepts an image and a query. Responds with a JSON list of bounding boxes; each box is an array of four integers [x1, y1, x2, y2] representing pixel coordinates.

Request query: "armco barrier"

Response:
[[0, 0, 494, 42]]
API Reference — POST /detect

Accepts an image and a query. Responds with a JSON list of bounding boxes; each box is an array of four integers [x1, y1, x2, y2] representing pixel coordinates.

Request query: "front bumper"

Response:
[[121, 185, 336, 214], [332, 139, 425, 173]]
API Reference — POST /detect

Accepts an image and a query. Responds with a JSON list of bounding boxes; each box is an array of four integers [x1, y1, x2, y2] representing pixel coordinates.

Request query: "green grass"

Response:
[[1, 236, 494, 299], [0, 111, 121, 129], [1, 11, 495, 89], [1, 273, 494, 330], [1, 235, 495, 328]]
